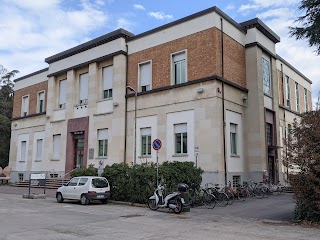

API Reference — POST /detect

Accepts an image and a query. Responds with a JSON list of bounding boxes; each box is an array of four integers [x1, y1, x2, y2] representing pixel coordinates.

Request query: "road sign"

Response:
[[195, 146, 199, 156], [152, 139, 162, 150]]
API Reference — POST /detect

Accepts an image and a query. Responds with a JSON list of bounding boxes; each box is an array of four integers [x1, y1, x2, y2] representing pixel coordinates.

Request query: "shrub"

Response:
[[71, 164, 98, 177]]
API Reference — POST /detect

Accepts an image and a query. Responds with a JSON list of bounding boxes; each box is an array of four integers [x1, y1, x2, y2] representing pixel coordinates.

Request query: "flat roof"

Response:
[[14, 67, 49, 82]]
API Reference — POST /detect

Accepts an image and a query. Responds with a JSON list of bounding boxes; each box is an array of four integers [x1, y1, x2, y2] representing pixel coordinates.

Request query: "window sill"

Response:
[[230, 154, 240, 158], [263, 93, 273, 98], [172, 154, 188, 157], [54, 108, 66, 111], [97, 156, 108, 159], [97, 98, 113, 103], [34, 160, 42, 162], [18, 161, 25, 163], [50, 159, 60, 161], [139, 155, 152, 158]]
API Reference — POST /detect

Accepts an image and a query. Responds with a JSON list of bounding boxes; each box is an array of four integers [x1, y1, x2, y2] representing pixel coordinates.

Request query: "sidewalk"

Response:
[[0, 185, 57, 198]]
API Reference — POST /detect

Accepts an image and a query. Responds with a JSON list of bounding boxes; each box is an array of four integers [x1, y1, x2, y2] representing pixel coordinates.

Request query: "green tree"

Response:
[[289, 0, 320, 55], [285, 110, 320, 222], [0, 65, 19, 167]]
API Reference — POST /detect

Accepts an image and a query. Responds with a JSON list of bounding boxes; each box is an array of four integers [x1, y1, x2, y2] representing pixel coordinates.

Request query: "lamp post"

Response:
[[126, 86, 137, 165]]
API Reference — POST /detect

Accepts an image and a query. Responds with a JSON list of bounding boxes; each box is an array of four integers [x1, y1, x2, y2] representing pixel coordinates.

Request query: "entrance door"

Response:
[[268, 156, 275, 184], [74, 138, 85, 168]]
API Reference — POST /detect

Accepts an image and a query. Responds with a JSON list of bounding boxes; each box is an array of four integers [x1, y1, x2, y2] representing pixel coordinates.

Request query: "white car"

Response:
[[56, 176, 111, 205]]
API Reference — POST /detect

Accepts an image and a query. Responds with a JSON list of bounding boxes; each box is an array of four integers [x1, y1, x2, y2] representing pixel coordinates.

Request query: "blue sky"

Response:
[[0, 0, 319, 103]]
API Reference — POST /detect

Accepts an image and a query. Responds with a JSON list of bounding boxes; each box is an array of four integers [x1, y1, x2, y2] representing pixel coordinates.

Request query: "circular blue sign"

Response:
[[152, 139, 162, 150]]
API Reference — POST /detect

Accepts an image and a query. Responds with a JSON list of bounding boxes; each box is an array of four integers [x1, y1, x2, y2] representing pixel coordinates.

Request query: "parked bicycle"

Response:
[[205, 183, 229, 207], [188, 183, 216, 209]]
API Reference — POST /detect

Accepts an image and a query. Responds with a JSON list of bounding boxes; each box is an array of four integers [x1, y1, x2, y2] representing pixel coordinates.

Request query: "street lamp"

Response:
[[126, 86, 137, 165]]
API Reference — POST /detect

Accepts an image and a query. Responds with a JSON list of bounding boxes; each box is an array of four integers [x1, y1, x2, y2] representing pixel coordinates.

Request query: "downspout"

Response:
[[281, 63, 288, 182], [221, 18, 227, 185], [124, 44, 129, 164]]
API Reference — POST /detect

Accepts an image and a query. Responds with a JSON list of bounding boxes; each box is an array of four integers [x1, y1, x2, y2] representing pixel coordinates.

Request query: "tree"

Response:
[[285, 110, 320, 222], [0, 65, 19, 168], [289, 0, 320, 55]]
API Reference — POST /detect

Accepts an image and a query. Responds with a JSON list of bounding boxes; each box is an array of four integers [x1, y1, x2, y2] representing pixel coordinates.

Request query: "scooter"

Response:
[[147, 183, 186, 214]]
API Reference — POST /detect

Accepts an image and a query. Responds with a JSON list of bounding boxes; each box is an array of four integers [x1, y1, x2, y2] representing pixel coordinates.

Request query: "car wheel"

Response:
[[100, 199, 108, 204], [56, 193, 64, 203], [80, 194, 89, 205]]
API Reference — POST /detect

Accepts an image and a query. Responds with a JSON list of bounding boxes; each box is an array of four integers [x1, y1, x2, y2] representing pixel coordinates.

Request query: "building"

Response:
[[9, 6, 312, 186]]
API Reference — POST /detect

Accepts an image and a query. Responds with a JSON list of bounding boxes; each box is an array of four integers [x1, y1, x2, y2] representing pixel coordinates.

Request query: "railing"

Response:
[[62, 168, 78, 186]]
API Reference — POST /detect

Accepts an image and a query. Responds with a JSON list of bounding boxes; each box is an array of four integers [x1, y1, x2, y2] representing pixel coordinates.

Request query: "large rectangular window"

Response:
[[37, 91, 45, 113], [266, 123, 273, 146], [172, 51, 186, 85], [36, 139, 43, 161], [21, 141, 27, 161], [22, 96, 29, 116], [285, 75, 290, 108], [230, 123, 238, 155], [304, 88, 308, 112], [59, 79, 67, 109], [103, 66, 113, 99], [140, 128, 151, 156], [139, 62, 151, 92], [98, 129, 108, 157], [79, 73, 89, 105], [53, 134, 61, 160], [174, 123, 187, 154], [295, 82, 300, 112], [262, 57, 271, 95]]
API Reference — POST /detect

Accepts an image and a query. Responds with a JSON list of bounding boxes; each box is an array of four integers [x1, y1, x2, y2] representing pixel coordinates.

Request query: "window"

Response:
[[103, 66, 113, 99], [233, 175, 241, 189], [38, 91, 45, 113], [20, 141, 27, 161], [22, 96, 29, 116], [36, 139, 43, 161], [266, 123, 273, 146], [79, 73, 88, 105], [78, 178, 88, 186], [304, 88, 308, 112], [140, 128, 151, 156], [53, 135, 61, 160], [285, 76, 290, 108], [262, 57, 271, 95], [288, 124, 292, 138], [295, 82, 300, 112], [230, 123, 238, 155], [59, 79, 67, 109], [139, 62, 151, 92], [174, 123, 187, 154], [67, 178, 79, 186], [18, 173, 24, 182], [91, 178, 109, 188], [172, 51, 186, 85], [98, 129, 108, 157]]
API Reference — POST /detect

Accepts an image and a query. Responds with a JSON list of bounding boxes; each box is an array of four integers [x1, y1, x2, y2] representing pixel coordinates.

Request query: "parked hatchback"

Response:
[[56, 176, 111, 205]]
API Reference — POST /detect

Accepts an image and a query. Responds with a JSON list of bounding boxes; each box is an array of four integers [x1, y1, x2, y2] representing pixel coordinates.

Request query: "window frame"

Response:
[[37, 91, 45, 113], [98, 129, 108, 157], [304, 88, 308, 112], [138, 60, 152, 92], [262, 57, 271, 96], [21, 95, 29, 117], [230, 123, 238, 156], [285, 75, 290, 108], [171, 50, 187, 85], [295, 82, 300, 113], [174, 123, 188, 155], [58, 79, 67, 109], [79, 72, 89, 105], [102, 65, 113, 99], [20, 141, 27, 162], [36, 139, 43, 161], [53, 134, 61, 161], [140, 127, 152, 156]]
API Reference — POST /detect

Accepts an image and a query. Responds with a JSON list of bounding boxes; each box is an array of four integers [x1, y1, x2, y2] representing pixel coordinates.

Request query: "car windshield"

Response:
[[91, 178, 109, 188]]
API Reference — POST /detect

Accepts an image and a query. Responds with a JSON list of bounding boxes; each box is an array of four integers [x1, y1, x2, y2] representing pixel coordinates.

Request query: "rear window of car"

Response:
[[91, 178, 109, 188]]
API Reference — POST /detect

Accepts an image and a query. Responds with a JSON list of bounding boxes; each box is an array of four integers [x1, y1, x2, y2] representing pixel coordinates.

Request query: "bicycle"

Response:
[[188, 183, 216, 209], [205, 183, 229, 207]]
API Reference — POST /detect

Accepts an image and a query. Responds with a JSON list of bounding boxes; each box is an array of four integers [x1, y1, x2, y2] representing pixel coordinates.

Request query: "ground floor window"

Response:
[[98, 129, 108, 157], [233, 175, 241, 189], [140, 128, 151, 156], [174, 123, 187, 154]]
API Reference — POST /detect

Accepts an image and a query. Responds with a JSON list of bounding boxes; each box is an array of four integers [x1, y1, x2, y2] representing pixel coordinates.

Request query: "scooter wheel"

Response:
[[147, 199, 158, 211], [173, 199, 183, 214]]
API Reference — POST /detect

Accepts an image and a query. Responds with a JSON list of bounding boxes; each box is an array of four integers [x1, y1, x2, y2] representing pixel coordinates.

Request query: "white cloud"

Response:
[[116, 18, 135, 31], [133, 4, 145, 11], [148, 12, 173, 20], [226, 4, 235, 10], [251, 0, 300, 8], [256, 8, 295, 19]]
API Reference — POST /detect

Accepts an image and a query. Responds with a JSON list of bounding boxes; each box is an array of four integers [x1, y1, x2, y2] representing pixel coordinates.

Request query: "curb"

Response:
[[108, 200, 146, 208]]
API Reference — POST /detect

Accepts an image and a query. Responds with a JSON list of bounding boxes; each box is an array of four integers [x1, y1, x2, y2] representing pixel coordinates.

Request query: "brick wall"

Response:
[[12, 81, 48, 118], [128, 27, 246, 91]]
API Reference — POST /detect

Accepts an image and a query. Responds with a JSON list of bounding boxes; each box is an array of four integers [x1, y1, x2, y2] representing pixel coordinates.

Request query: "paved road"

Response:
[[0, 186, 319, 240]]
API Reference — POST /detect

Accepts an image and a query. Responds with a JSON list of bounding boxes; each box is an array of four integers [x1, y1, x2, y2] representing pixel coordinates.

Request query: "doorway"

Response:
[[268, 156, 275, 184], [74, 134, 85, 169]]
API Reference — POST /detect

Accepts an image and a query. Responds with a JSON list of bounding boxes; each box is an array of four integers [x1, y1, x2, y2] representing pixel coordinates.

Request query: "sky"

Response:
[[0, 0, 319, 104]]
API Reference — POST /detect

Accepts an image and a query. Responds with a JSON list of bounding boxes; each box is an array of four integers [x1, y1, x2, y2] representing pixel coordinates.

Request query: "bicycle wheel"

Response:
[[226, 190, 235, 205], [236, 189, 246, 201], [216, 192, 229, 207], [280, 186, 287, 195], [272, 186, 281, 196], [262, 187, 271, 198], [203, 192, 216, 209], [254, 188, 264, 199]]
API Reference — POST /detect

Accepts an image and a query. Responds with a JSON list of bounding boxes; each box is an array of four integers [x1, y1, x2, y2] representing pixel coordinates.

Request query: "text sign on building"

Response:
[[194, 146, 199, 156], [152, 139, 162, 151], [30, 173, 46, 186]]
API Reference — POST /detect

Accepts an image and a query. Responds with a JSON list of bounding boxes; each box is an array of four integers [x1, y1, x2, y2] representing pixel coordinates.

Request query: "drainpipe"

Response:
[[281, 64, 288, 183], [221, 18, 227, 185], [124, 44, 129, 164]]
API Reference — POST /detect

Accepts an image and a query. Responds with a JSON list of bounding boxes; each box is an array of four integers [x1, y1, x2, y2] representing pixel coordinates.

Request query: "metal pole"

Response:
[[134, 91, 137, 165], [28, 174, 31, 198], [156, 150, 159, 187]]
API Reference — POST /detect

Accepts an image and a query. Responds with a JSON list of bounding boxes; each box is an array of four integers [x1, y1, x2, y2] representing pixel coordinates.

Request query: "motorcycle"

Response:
[[147, 183, 187, 214]]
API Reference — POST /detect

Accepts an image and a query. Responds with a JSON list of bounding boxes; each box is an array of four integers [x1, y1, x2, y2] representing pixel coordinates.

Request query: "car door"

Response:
[[73, 177, 88, 199], [63, 178, 79, 199]]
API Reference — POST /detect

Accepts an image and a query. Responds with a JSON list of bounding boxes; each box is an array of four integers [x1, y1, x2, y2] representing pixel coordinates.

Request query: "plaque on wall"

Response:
[[89, 148, 94, 159]]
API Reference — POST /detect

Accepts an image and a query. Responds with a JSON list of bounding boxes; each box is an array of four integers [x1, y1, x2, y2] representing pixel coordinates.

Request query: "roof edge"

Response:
[[14, 68, 49, 82]]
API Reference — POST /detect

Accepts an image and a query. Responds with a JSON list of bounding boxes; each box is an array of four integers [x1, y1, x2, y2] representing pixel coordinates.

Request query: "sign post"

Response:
[[152, 139, 162, 187], [194, 146, 199, 168], [29, 173, 46, 198]]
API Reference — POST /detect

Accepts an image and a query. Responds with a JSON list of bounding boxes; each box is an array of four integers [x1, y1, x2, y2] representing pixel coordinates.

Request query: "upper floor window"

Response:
[[37, 91, 45, 113], [304, 88, 308, 112], [174, 123, 187, 154], [79, 73, 88, 105], [22, 96, 29, 117], [285, 75, 290, 108], [98, 129, 108, 157], [230, 123, 238, 155], [59, 79, 67, 109], [172, 51, 186, 85], [139, 61, 151, 92], [295, 82, 300, 113], [262, 57, 271, 95], [140, 127, 151, 156], [103, 66, 113, 99]]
